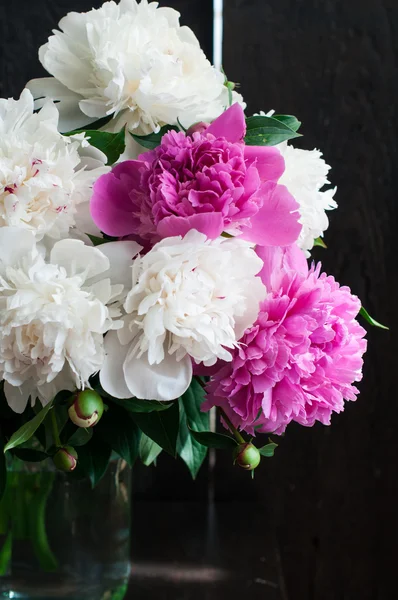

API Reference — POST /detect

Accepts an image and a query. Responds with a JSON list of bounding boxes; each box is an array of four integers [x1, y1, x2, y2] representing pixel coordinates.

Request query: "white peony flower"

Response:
[[100, 230, 266, 402], [0, 89, 108, 243], [0, 227, 141, 413], [27, 0, 244, 134], [277, 141, 337, 254]]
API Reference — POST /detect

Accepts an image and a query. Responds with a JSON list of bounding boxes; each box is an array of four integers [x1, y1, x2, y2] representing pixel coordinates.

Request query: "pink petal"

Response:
[[206, 103, 246, 143], [244, 146, 285, 182], [90, 170, 137, 237], [256, 244, 308, 289], [239, 182, 301, 246], [157, 213, 224, 240]]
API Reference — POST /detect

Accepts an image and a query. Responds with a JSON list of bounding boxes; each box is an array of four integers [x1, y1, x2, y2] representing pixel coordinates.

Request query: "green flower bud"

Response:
[[68, 389, 104, 428], [53, 446, 78, 472], [233, 443, 261, 471]]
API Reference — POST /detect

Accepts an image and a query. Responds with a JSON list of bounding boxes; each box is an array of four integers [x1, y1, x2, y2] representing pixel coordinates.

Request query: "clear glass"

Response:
[[0, 459, 131, 600]]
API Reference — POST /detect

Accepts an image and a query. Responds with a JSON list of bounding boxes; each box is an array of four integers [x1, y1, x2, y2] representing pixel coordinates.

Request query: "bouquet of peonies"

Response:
[[0, 0, 384, 490]]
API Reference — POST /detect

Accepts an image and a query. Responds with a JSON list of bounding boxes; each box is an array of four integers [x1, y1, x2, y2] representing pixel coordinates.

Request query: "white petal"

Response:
[[4, 382, 30, 414], [0, 228, 36, 269], [235, 277, 267, 340], [74, 202, 103, 237], [88, 241, 142, 289], [100, 330, 132, 399], [123, 351, 192, 401], [50, 240, 109, 280], [26, 77, 96, 133]]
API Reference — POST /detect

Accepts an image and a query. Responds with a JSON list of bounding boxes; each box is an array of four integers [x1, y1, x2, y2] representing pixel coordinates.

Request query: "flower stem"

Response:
[[51, 410, 61, 448], [218, 407, 245, 444]]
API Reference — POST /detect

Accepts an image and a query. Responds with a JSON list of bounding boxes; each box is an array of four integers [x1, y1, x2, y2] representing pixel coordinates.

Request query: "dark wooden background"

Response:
[[1, 0, 397, 598]]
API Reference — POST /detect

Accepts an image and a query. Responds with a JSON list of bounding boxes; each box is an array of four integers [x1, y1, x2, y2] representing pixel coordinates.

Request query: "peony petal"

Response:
[[4, 381, 30, 414], [239, 182, 301, 246], [206, 103, 246, 143], [26, 78, 96, 132], [90, 169, 139, 237], [74, 201, 103, 237], [123, 351, 192, 401], [50, 240, 109, 280], [244, 145, 285, 182], [100, 331, 133, 399], [256, 244, 308, 290], [157, 213, 224, 240], [0, 227, 36, 269], [87, 240, 142, 289]]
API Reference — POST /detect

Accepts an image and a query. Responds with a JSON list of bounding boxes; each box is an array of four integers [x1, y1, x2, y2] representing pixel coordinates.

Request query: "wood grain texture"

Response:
[[223, 1, 398, 599]]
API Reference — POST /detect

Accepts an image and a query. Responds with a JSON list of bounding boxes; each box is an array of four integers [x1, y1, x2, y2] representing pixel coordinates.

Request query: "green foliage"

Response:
[[139, 434, 162, 466], [131, 125, 179, 150], [189, 429, 238, 450], [177, 379, 209, 479], [245, 114, 302, 146], [65, 426, 93, 448], [0, 430, 6, 502], [258, 441, 278, 457], [96, 405, 141, 467], [66, 129, 126, 165], [63, 114, 112, 134], [12, 449, 48, 463], [271, 114, 301, 132], [74, 436, 112, 487], [4, 402, 53, 453], [131, 401, 180, 456], [359, 306, 389, 330], [313, 237, 327, 248], [110, 397, 174, 413]]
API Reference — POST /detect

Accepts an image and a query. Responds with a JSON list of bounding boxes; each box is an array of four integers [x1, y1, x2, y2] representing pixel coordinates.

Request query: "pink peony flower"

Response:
[[203, 244, 367, 435], [90, 104, 301, 246]]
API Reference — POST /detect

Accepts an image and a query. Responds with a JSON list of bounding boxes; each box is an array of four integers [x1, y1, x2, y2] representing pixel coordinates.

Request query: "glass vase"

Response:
[[0, 458, 131, 600]]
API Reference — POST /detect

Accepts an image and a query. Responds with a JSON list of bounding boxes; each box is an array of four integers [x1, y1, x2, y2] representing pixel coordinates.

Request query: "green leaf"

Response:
[[177, 379, 209, 479], [245, 115, 302, 146], [86, 234, 110, 246], [259, 441, 278, 457], [4, 402, 53, 453], [0, 430, 6, 501], [75, 129, 126, 165], [53, 390, 74, 406], [313, 237, 327, 248], [189, 429, 238, 450], [66, 427, 93, 447], [272, 114, 301, 132], [131, 125, 179, 150], [62, 114, 113, 135], [131, 401, 180, 456], [96, 405, 140, 467], [139, 433, 162, 466], [12, 449, 48, 462], [359, 306, 389, 330], [110, 397, 174, 413], [75, 436, 112, 487]]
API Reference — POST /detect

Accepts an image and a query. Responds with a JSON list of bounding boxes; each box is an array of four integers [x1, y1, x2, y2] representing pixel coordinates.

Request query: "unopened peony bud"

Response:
[[53, 446, 78, 472], [186, 121, 209, 136], [68, 389, 104, 428], [233, 443, 261, 471]]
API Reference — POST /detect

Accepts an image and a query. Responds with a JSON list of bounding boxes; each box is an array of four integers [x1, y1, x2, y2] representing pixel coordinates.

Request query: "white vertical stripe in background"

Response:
[[213, 0, 223, 71]]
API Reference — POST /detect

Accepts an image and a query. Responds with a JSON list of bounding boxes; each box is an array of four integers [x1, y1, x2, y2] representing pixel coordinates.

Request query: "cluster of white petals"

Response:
[[100, 230, 266, 401], [28, 0, 244, 134], [0, 227, 140, 413], [277, 141, 337, 254], [0, 90, 108, 243]]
